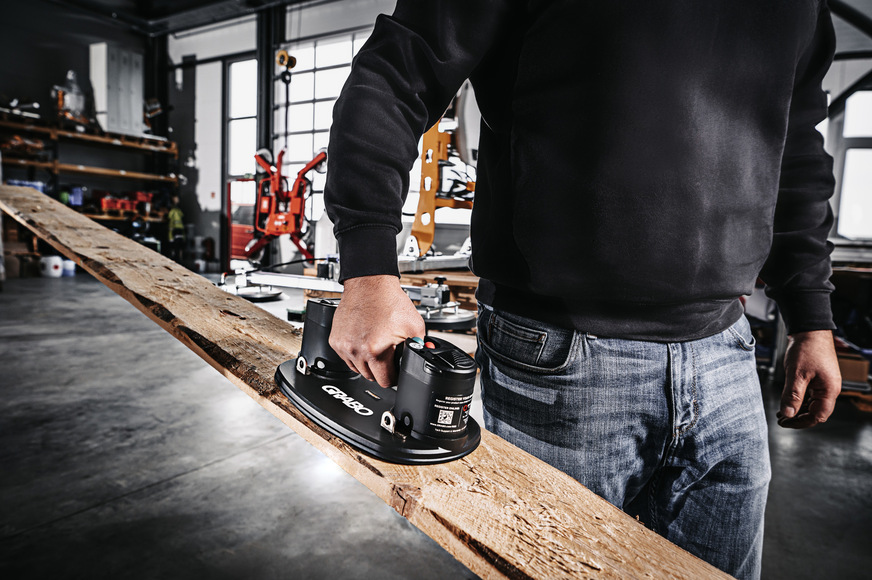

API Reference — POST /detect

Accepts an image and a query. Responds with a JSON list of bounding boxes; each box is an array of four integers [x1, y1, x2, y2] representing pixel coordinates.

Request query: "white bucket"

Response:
[[62, 260, 77, 276], [40, 256, 64, 278]]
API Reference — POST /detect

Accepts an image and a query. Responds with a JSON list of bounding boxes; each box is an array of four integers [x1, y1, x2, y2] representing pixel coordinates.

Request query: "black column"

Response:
[[256, 6, 286, 153], [145, 34, 170, 139]]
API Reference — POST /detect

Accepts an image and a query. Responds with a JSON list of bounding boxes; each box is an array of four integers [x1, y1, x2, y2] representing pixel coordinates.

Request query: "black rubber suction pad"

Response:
[[276, 299, 481, 465], [275, 359, 481, 465]]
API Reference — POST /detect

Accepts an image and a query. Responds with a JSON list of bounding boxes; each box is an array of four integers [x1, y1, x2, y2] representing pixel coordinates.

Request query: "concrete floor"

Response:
[[1, 274, 870, 579]]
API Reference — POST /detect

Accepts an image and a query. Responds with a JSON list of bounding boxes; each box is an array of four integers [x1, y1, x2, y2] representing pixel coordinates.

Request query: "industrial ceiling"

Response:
[[44, 0, 872, 48], [44, 0, 305, 36]]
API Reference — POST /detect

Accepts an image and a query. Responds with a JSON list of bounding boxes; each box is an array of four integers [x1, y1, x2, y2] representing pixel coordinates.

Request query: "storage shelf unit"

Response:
[[0, 116, 178, 187]]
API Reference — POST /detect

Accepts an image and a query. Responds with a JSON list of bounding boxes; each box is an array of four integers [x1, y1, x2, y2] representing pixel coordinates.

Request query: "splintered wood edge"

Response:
[[0, 186, 730, 580]]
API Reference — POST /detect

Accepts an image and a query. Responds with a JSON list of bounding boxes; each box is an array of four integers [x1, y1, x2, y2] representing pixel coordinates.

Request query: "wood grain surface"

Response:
[[1, 185, 732, 580]]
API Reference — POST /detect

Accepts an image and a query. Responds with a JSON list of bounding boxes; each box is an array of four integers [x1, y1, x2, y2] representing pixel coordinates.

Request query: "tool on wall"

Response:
[[0, 95, 41, 119], [51, 70, 94, 129], [275, 298, 481, 464], [143, 98, 164, 134]]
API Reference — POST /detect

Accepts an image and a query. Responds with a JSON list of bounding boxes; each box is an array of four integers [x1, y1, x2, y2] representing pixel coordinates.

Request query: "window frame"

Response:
[[828, 88, 872, 242], [224, 55, 260, 180], [273, 29, 372, 206]]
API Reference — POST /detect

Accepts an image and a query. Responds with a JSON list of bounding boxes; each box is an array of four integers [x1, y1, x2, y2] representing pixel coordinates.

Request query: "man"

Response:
[[322, 2, 842, 578], [167, 194, 185, 263]]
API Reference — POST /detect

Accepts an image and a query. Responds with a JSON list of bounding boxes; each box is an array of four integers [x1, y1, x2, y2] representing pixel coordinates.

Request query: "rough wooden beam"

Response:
[[0, 185, 731, 580]]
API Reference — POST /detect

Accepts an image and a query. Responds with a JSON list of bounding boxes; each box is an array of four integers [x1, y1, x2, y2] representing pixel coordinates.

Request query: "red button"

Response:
[[425, 341, 436, 349]]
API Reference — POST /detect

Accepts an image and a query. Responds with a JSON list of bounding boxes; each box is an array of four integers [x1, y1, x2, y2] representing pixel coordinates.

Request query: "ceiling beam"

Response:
[[43, 0, 311, 38], [830, 0, 872, 40]]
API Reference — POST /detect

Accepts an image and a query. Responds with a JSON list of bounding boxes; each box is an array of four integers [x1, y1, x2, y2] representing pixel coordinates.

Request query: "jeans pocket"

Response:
[[727, 316, 757, 351], [477, 307, 577, 374]]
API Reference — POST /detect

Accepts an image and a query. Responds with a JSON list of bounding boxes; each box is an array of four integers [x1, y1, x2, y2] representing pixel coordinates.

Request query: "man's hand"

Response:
[[778, 329, 842, 429], [329, 275, 426, 388]]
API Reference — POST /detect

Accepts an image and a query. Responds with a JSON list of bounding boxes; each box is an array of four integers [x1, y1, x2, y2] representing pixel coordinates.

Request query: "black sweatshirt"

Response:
[[324, 0, 837, 341]]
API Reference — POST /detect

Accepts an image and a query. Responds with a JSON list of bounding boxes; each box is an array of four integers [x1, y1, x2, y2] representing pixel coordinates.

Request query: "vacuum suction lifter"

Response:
[[275, 298, 481, 465]]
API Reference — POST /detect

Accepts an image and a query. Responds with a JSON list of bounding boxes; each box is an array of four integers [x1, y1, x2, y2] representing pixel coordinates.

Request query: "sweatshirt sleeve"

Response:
[[324, 1, 510, 282], [761, 2, 837, 334]]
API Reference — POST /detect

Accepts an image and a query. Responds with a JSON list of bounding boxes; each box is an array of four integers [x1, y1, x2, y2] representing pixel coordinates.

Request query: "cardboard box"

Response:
[[4, 254, 20, 278], [838, 353, 870, 384], [2, 214, 18, 243]]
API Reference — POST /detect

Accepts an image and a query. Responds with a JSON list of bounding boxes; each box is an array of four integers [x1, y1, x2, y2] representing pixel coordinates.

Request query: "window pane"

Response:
[[229, 179, 256, 206], [316, 38, 352, 68], [229, 59, 258, 118], [290, 44, 315, 71], [285, 163, 305, 180], [313, 131, 329, 153], [314, 100, 335, 130], [287, 103, 314, 132], [310, 193, 325, 221], [289, 71, 314, 102], [837, 148, 872, 239], [315, 66, 350, 99], [843, 91, 872, 138], [285, 133, 314, 162], [816, 91, 831, 146], [353, 33, 369, 56], [228, 118, 257, 176], [312, 171, 326, 192]]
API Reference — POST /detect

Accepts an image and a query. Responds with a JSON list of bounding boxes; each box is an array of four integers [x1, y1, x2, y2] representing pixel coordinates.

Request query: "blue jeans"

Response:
[[476, 305, 770, 580]]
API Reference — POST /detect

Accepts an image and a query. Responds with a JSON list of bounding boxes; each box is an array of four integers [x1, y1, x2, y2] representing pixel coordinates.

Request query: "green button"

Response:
[[411, 337, 424, 344]]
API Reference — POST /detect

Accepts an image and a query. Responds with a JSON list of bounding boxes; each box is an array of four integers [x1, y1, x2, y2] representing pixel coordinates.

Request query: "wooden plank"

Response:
[[0, 184, 730, 580]]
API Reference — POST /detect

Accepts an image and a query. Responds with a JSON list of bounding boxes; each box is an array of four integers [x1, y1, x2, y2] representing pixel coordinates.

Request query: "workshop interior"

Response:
[[1, 1, 872, 579]]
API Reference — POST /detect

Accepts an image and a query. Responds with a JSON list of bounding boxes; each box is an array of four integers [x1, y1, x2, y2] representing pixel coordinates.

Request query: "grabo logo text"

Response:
[[322, 385, 373, 416]]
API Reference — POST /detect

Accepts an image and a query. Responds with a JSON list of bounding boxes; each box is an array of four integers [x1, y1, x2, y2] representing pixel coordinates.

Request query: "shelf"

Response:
[[0, 119, 54, 136], [57, 162, 178, 183], [1, 157, 54, 171], [2, 157, 177, 183], [0, 119, 177, 157], [1, 115, 178, 189], [55, 130, 177, 157], [84, 213, 167, 223]]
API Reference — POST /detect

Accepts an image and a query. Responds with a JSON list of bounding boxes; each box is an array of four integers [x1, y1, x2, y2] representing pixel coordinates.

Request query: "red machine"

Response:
[[247, 149, 327, 262]]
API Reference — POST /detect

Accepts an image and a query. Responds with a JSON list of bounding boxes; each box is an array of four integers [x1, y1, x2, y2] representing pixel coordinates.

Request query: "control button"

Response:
[[455, 357, 476, 369], [408, 342, 424, 351], [425, 341, 436, 349], [435, 353, 457, 369], [411, 337, 424, 344]]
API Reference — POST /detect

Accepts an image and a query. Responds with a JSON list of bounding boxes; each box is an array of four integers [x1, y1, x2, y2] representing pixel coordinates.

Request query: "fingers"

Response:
[[326, 275, 425, 388], [332, 343, 398, 388], [369, 347, 399, 388], [778, 330, 842, 430], [778, 372, 809, 425], [777, 385, 837, 429], [777, 375, 838, 429]]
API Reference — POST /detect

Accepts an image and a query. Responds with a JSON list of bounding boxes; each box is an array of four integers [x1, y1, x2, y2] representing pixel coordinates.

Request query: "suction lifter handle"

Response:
[[298, 298, 354, 376]]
